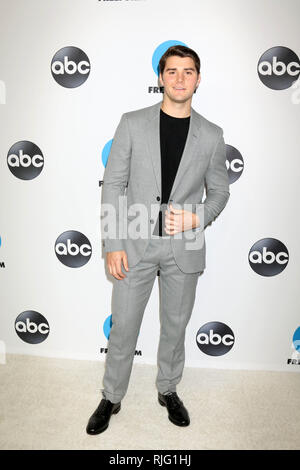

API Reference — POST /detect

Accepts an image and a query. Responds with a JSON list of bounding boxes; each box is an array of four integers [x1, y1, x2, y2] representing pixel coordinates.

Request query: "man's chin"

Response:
[[168, 94, 190, 104]]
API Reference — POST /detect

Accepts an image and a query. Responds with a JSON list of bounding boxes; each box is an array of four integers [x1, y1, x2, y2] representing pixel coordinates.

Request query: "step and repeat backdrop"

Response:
[[1, 0, 300, 373]]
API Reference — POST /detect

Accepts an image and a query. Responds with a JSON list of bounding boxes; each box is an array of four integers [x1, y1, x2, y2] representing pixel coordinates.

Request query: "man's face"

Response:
[[159, 55, 201, 104]]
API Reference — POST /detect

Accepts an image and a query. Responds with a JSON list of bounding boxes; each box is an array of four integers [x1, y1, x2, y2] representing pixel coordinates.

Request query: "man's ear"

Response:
[[159, 72, 164, 87], [194, 73, 201, 92]]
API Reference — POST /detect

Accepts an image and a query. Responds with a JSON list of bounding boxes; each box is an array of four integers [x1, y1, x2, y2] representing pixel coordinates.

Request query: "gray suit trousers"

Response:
[[101, 234, 202, 403]]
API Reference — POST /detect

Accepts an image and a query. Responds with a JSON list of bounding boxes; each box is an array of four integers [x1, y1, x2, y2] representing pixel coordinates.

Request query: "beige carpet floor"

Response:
[[0, 354, 299, 450]]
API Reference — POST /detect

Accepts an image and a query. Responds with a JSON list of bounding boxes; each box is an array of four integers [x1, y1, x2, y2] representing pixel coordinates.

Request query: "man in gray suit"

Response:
[[86, 45, 230, 435]]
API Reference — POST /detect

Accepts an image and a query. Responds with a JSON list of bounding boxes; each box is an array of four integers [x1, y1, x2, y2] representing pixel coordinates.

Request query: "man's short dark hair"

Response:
[[159, 45, 201, 76]]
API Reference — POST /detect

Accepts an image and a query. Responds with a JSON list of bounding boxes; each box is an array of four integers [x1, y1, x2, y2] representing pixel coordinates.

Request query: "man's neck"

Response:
[[160, 99, 191, 118]]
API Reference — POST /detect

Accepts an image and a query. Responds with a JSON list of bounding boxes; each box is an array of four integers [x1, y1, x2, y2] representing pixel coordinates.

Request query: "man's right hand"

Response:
[[106, 250, 129, 280]]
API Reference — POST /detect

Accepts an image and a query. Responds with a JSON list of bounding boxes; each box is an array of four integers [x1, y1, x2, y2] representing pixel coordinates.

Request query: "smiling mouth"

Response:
[[174, 87, 185, 91]]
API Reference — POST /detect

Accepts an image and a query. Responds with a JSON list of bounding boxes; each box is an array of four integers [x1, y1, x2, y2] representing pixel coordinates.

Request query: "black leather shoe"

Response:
[[86, 398, 121, 435], [158, 391, 190, 426]]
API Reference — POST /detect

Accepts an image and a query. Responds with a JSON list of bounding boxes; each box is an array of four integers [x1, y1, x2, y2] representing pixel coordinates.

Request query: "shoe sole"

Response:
[[158, 397, 190, 427], [86, 403, 121, 435]]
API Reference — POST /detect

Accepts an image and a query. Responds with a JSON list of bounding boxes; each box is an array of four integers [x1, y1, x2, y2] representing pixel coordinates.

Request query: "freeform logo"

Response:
[[248, 238, 289, 276], [15, 311, 50, 344], [257, 46, 300, 90], [196, 321, 235, 356], [102, 139, 113, 168], [101, 315, 142, 357], [103, 314, 140, 340], [51, 46, 91, 88], [292, 326, 300, 353], [103, 315, 113, 340], [55, 230, 92, 267], [7, 141, 44, 180], [287, 327, 300, 365], [226, 144, 244, 184]]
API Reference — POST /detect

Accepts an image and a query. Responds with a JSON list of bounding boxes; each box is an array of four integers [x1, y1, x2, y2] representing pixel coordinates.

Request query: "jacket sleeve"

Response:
[[101, 113, 131, 253], [193, 129, 230, 231]]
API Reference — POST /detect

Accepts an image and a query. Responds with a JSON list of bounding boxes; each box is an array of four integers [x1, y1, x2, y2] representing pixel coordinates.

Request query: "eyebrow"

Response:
[[165, 67, 195, 72]]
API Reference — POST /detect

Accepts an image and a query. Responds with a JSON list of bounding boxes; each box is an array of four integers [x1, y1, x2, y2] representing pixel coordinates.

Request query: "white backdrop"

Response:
[[1, 0, 300, 372]]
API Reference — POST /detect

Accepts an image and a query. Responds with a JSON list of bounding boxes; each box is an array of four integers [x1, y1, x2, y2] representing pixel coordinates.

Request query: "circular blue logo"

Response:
[[293, 327, 300, 352], [103, 315, 140, 341], [102, 139, 113, 167], [103, 315, 113, 340], [152, 40, 188, 76]]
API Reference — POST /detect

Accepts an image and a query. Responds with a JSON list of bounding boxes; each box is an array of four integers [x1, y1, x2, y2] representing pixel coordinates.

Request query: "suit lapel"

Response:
[[146, 99, 201, 200]]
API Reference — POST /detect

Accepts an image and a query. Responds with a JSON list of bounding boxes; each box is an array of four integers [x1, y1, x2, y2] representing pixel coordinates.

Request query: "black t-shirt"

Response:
[[156, 108, 190, 236]]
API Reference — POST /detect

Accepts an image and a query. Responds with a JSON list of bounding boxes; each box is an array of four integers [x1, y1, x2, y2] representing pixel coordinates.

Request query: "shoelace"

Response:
[[164, 392, 182, 410]]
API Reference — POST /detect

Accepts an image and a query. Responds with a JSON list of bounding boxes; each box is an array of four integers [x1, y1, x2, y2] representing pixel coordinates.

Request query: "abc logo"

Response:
[[248, 238, 289, 276], [15, 311, 49, 344], [196, 322, 235, 356], [51, 46, 91, 88], [257, 46, 300, 90], [7, 141, 44, 180], [226, 144, 244, 184], [55, 230, 92, 267]]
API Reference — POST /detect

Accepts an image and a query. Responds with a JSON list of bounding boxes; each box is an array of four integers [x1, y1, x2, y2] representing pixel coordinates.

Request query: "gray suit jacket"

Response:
[[101, 99, 230, 273]]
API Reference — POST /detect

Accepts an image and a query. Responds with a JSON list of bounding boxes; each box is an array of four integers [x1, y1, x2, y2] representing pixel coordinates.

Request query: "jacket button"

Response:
[[150, 219, 154, 224], [156, 196, 160, 201]]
